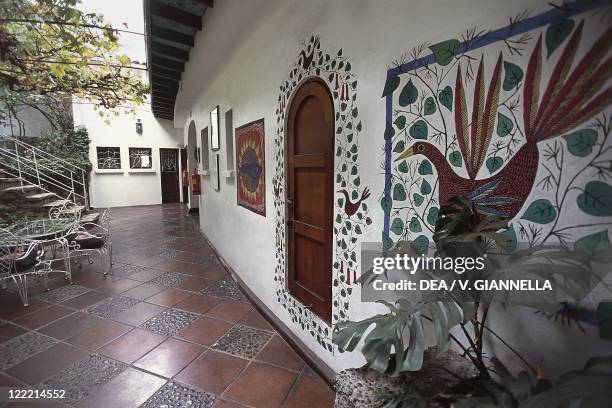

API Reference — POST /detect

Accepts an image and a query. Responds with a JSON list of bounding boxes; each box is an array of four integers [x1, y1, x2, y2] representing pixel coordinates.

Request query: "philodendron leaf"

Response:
[[429, 39, 460, 66], [391, 218, 404, 235], [424, 97, 437, 115], [521, 199, 557, 224], [563, 129, 598, 157], [400, 313, 425, 371], [438, 86, 453, 111], [409, 120, 428, 139], [399, 79, 418, 106], [449, 151, 462, 167], [410, 235, 429, 255], [418, 160, 433, 175], [577, 181, 612, 216], [393, 184, 407, 201], [382, 74, 400, 97], [545, 17, 575, 58], [575, 230, 612, 263], [502, 61, 524, 91], [430, 302, 463, 353], [497, 113, 514, 137]]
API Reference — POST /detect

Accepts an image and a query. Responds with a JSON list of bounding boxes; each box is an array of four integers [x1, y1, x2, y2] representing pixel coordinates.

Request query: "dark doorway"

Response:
[[180, 148, 188, 204], [286, 79, 334, 322], [160, 148, 180, 203]]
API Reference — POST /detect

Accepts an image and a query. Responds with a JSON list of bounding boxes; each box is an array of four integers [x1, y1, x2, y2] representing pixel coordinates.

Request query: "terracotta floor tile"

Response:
[[122, 283, 166, 300], [99, 328, 166, 363], [67, 319, 131, 350], [37, 312, 101, 340], [154, 259, 191, 273], [77, 367, 165, 408], [0, 322, 26, 344], [60, 290, 110, 309], [146, 288, 192, 307], [239, 309, 274, 332], [224, 362, 298, 408], [206, 300, 252, 323], [0, 372, 25, 387], [4, 400, 67, 408], [133, 337, 203, 378], [95, 278, 142, 294], [255, 336, 304, 372], [175, 350, 247, 394], [69, 273, 105, 289], [113, 302, 166, 326], [175, 294, 220, 314], [213, 400, 244, 408], [12, 305, 73, 329], [0, 299, 51, 321], [283, 374, 335, 408], [176, 316, 232, 346], [6, 343, 87, 385], [175, 276, 211, 292], [199, 266, 227, 281]]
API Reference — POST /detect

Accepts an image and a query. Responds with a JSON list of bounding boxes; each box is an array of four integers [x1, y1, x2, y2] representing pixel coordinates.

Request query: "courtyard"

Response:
[[0, 204, 334, 408]]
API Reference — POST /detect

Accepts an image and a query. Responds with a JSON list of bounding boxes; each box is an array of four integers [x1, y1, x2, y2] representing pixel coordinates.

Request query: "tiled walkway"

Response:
[[0, 204, 335, 408]]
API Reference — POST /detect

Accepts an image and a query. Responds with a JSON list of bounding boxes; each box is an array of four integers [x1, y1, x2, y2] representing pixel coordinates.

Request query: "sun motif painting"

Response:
[[236, 119, 266, 216]]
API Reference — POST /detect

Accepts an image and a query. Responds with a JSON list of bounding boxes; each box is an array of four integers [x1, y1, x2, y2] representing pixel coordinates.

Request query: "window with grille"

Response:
[[96, 147, 121, 169], [129, 147, 152, 169]]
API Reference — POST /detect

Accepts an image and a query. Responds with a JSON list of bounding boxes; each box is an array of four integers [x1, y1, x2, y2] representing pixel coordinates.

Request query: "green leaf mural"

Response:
[[545, 17, 574, 58], [410, 235, 430, 255], [409, 216, 422, 232], [391, 218, 404, 235], [449, 151, 462, 167], [427, 207, 439, 226], [399, 79, 418, 106], [413, 193, 424, 206], [563, 129, 598, 157], [382, 232, 394, 251], [382, 74, 400, 97], [384, 124, 395, 140], [409, 120, 428, 139], [418, 160, 433, 175], [502, 61, 523, 91], [394, 115, 406, 129], [420, 179, 432, 195], [521, 199, 557, 224], [398, 160, 408, 173], [393, 184, 407, 201], [496, 113, 514, 137], [429, 39, 460, 66], [486, 156, 504, 173], [577, 181, 612, 216], [424, 97, 437, 115], [438, 86, 453, 111], [381, 195, 393, 214], [394, 140, 405, 153], [575, 230, 612, 263]]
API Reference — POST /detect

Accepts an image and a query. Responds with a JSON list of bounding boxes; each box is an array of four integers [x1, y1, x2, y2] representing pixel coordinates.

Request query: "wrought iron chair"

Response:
[[0, 228, 49, 306], [65, 209, 112, 275]]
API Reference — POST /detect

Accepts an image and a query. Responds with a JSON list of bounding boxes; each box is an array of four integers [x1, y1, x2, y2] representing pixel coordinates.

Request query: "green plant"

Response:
[[334, 196, 611, 407]]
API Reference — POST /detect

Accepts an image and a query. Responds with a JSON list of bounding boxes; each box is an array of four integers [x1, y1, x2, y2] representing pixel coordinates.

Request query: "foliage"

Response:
[[334, 195, 611, 407], [0, 0, 149, 133]]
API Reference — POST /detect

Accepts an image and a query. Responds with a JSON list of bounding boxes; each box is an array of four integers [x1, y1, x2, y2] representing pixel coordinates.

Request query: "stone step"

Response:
[[25, 192, 57, 201], [1, 185, 39, 194], [43, 199, 71, 208], [0, 177, 20, 184], [80, 212, 100, 223]]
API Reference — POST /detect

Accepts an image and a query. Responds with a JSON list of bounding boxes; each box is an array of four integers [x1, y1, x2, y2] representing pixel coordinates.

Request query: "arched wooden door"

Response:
[[286, 79, 334, 322]]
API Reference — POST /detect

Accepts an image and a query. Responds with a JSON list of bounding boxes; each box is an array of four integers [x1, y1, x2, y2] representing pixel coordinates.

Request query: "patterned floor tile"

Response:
[[141, 381, 216, 408], [0, 332, 57, 370], [111, 263, 150, 278], [36, 285, 91, 303], [86, 296, 140, 318], [200, 277, 247, 302], [40, 354, 127, 403], [159, 250, 182, 260], [212, 325, 272, 359], [148, 272, 191, 288], [141, 309, 199, 336]]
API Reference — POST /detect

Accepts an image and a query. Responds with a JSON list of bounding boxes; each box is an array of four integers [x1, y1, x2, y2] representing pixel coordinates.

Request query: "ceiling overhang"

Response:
[[144, 0, 212, 121]]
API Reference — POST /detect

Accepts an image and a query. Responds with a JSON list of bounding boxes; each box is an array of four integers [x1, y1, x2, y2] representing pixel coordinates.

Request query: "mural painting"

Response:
[[273, 36, 371, 351], [236, 119, 266, 216], [381, 1, 612, 254]]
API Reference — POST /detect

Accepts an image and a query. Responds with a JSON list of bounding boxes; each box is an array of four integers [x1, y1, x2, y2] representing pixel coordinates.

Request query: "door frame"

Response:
[[159, 147, 180, 203], [284, 77, 335, 322]]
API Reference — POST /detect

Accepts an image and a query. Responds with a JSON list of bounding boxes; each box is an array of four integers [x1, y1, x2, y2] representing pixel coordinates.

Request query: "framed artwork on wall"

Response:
[[235, 119, 265, 216], [210, 106, 220, 151], [213, 154, 220, 191]]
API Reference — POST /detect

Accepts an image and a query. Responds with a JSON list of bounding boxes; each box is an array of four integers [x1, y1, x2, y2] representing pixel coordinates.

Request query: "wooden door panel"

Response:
[[160, 148, 180, 203], [286, 79, 334, 322]]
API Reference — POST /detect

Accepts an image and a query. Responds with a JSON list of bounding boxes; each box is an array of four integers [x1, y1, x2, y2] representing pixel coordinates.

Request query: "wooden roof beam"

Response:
[[150, 1, 202, 30], [151, 25, 194, 47]]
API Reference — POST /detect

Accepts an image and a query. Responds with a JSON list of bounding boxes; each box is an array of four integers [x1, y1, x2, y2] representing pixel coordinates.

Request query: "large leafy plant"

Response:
[[334, 196, 611, 407]]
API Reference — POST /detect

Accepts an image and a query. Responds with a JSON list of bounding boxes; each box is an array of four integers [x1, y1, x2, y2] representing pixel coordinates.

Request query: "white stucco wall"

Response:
[[73, 98, 181, 208], [175, 0, 611, 374]]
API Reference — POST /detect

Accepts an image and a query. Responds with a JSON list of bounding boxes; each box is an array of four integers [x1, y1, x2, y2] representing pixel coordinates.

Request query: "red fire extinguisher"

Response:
[[191, 168, 201, 195], [182, 168, 189, 188]]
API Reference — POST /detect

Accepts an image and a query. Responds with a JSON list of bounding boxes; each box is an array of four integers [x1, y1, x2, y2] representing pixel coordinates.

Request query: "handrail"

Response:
[[0, 133, 89, 209]]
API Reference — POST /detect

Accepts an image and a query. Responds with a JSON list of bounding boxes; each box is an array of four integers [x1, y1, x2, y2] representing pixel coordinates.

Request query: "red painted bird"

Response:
[[396, 21, 611, 218], [338, 187, 371, 217]]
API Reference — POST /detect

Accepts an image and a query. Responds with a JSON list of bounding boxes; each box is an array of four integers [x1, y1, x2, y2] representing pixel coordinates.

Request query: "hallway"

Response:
[[0, 204, 335, 408]]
